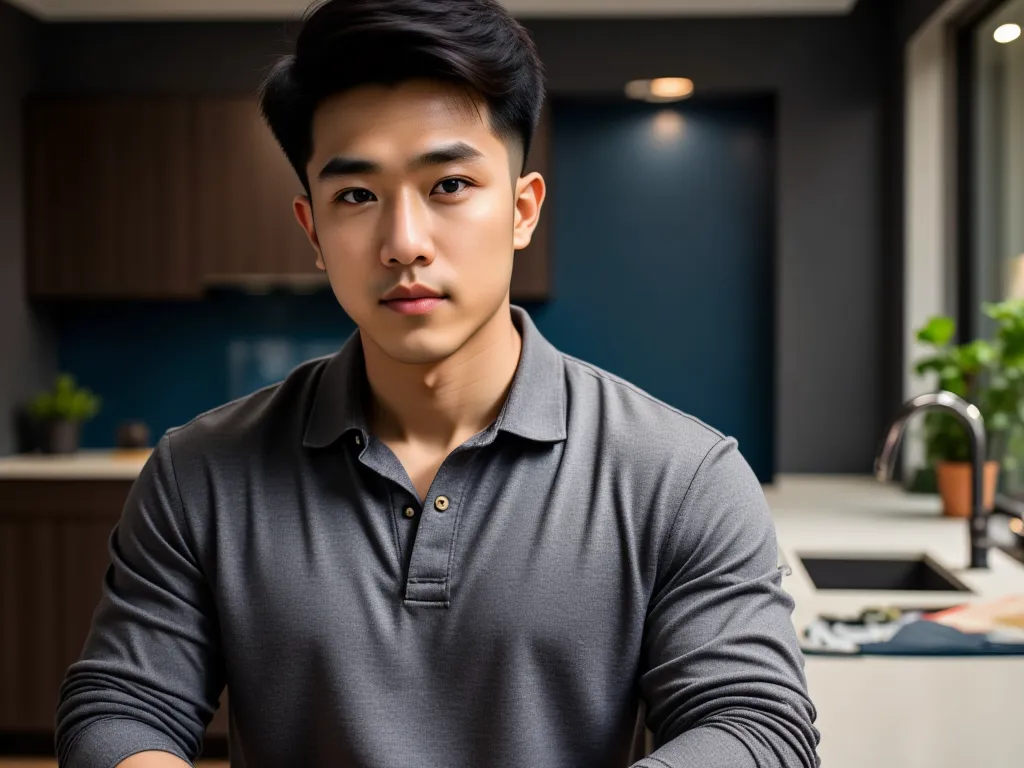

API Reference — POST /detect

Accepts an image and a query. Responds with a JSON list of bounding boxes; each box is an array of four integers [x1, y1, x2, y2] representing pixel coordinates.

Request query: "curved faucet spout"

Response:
[[874, 391, 989, 569]]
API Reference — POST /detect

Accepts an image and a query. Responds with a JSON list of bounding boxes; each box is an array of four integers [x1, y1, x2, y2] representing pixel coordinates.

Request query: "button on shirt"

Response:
[[56, 306, 820, 768]]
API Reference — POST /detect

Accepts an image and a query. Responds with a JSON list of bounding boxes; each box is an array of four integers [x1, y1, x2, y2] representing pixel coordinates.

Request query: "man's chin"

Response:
[[369, 329, 463, 367]]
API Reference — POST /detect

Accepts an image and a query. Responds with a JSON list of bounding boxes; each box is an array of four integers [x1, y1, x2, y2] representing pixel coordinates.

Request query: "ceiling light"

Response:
[[994, 23, 1021, 43], [650, 78, 694, 99], [625, 77, 694, 103]]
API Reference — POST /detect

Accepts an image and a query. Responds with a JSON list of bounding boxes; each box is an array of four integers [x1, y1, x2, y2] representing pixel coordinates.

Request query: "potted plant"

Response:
[[913, 299, 1024, 517], [27, 374, 102, 454]]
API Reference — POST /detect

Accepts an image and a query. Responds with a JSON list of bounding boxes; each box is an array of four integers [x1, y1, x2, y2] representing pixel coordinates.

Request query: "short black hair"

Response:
[[259, 0, 546, 193]]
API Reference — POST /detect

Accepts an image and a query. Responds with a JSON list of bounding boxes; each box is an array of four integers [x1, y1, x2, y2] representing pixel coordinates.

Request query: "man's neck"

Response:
[[361, 303, 523, 453]]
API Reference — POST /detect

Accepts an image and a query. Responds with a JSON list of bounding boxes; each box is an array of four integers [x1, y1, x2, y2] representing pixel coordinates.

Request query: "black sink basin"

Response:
[[798, 555, 972, 592]]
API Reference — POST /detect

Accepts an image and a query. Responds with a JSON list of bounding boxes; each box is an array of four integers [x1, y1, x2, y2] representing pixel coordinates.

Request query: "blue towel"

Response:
[[858, 620, 1024, 656]]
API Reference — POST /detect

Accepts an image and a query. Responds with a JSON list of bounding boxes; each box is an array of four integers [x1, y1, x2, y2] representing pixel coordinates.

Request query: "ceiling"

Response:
[[7, 0, 858, 21]]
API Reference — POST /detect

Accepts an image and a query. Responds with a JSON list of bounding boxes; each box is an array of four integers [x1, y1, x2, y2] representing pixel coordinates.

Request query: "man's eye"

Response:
[[432, 178, 471, 196], [337, 188, 376, 204]]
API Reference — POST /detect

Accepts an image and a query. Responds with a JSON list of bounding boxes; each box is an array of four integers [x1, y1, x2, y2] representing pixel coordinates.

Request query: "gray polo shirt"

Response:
[[56, 306, 819, 768]]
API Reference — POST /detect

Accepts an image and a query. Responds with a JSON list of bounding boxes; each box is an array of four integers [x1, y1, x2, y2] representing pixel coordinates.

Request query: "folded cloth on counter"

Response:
[[801, 609, 926, 655], [858, 619, 1024, 656], [800, 600, 1024, 655]]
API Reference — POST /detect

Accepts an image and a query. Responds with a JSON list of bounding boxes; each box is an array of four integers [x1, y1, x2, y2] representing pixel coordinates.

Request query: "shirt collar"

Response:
[[302, 305, 567, 449]]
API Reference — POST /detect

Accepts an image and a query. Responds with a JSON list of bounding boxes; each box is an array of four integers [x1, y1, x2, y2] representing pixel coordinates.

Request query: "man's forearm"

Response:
[[117, 751, 192, 768]]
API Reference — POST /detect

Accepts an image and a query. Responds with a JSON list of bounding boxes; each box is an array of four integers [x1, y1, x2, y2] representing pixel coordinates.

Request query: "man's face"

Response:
[[294, 79, 544, 365]]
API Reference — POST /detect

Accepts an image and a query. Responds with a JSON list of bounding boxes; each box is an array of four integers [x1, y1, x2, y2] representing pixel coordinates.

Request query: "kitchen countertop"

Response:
[[764, 475, 1024, 768], [0, 449, 151, 480], [764, 474, 1024, 636]]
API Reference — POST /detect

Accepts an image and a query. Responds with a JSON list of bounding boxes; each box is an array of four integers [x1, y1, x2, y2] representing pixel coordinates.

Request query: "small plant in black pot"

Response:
[[28, 374, 101, 454]]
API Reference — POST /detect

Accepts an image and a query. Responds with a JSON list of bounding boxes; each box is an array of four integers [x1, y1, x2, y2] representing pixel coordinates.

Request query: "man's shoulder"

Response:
[[163, 354, 331, 465], [560, 352, 727, 461]]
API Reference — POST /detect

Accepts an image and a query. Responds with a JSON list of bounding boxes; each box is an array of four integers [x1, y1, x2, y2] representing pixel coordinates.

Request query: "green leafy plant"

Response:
[[28, 374, 101, 423], [914, 299, 1024, 467]]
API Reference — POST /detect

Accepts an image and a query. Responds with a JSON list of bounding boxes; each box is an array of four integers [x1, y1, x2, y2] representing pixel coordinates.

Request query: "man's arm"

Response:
[[56, 434, 226, 767], [117, 752, 192, 767], [632, 437, 820, 768]]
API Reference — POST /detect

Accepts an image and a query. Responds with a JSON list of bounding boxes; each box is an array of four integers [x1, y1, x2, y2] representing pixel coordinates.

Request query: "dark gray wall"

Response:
[[34, 1, 895, 473], [880, 0, 955, 445], [0, 1, 53, 455], [898, 0, 959, 40]]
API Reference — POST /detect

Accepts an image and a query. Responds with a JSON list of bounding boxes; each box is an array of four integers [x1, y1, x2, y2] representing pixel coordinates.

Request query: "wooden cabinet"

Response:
[[191, 98, 318, 287], [25, 95, 552, 301], [25, 98, 200, 299], [0, 480, 229, 750]]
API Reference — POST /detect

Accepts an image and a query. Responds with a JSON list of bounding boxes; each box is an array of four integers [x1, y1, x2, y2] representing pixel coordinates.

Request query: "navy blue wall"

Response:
[[54, 97, 775, 480], [536, 98, 775, 480], [54, 291, 356, 448]]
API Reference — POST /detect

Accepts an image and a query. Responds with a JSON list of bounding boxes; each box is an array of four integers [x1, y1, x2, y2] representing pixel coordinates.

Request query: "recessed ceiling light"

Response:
[[994, 23, 1021, 43], [625, 77, 694, 103]]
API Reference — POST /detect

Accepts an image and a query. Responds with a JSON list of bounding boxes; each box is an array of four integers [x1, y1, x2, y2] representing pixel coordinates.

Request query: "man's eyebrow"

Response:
[[316, 142, 486, 182], [317, 156, 379, 180], [408, 142, 486, 171]]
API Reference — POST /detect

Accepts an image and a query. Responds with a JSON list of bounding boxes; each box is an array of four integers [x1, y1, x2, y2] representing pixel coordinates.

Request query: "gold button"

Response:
[[434, 495, 450, 512], [403, 506, 416, 519], [354, 435, 362, 447]]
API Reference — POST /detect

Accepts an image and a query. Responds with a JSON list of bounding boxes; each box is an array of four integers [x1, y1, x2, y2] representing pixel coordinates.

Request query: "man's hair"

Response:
[[258, 0, 546, 193]]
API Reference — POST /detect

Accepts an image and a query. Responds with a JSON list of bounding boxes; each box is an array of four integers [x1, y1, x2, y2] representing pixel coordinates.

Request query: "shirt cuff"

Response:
[[62, 717, 192, 768], [632, 725, 757, 768]]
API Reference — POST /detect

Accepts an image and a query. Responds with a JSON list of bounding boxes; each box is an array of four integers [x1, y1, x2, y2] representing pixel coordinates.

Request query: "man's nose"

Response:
[[379, 189, 436, 267]]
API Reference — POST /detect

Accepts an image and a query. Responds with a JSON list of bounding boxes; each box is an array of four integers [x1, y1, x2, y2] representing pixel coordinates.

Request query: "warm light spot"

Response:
[[994, 23, 1021, 44], [651, 110, 686, 142], [649, 78, 695, 100], [625, 77, 695, 103]]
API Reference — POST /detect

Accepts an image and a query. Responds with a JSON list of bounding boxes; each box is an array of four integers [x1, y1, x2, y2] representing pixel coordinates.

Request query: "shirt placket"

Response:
[[404, 450, 475, 608]]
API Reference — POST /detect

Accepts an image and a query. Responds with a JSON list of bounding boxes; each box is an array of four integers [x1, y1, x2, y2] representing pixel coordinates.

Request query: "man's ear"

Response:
[[293, 194, 325, 270], [512, 171, 546, 251]]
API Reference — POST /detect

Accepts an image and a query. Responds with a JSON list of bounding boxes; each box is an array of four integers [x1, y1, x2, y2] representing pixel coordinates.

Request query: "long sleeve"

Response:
[[632, 437, 820, 768], [56, 433, 225, 767]]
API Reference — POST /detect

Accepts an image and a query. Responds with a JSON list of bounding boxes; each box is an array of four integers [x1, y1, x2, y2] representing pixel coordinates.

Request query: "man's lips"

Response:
[[379, 283, 448, 315], [381, 296, 447, 315], [380, 283, 445, 302]]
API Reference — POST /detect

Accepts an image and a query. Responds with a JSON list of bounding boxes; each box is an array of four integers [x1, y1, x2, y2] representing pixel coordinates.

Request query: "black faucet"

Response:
[[874, 391, 989, 570]]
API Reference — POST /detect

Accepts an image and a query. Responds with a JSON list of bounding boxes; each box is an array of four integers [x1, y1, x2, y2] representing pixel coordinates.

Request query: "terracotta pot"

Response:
[[935, 460, 1001, 518]]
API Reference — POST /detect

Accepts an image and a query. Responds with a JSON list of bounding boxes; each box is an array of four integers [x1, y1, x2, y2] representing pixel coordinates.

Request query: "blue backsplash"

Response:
[[52, 289, 359, 448]]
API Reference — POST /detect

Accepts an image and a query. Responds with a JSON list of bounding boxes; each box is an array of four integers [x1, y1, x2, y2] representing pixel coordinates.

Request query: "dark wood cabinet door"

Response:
[[191, 98, 319, 288], [0, 481, 229, 742], [25, 98, 199, 299], [510, 102, 552, 301]]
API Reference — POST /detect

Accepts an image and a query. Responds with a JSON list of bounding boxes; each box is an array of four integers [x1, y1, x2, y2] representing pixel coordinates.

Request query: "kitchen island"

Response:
[[767, 475, 1024, 768], [2, 454, 1022, 766]]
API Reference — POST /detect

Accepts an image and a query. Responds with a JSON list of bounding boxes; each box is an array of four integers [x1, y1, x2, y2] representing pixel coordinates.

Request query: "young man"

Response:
[[56, 1, 819, 766]]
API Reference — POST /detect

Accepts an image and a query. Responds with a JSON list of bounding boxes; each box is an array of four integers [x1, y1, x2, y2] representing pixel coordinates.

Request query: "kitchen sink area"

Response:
[[765, 475, 1024, 768], [796, 553, 973, 593]]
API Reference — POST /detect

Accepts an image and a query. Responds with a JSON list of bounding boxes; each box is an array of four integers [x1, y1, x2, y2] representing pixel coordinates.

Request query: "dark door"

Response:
[[533, 98, 775, 482]]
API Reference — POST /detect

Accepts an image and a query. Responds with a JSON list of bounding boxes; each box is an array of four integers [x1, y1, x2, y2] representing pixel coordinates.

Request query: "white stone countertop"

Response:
[[764, 474, 1024, 635], [764, 475, 1024, 768], [0, 449, 152, 480]]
